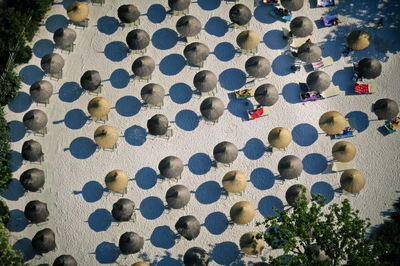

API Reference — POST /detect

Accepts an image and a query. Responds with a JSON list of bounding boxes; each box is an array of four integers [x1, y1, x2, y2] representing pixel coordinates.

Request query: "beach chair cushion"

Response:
[[317, 0, 337, 7], [234, 88, 254, 99], [290, 37, 309, 48], [331, 161, 353, 172], [271, 7, 292, 22], [248, 107, 269, 119], [312, 56, 334, 70], [321, 86, 340, 98], [334, 128, 357, 139], [321, 15, 339, 26]]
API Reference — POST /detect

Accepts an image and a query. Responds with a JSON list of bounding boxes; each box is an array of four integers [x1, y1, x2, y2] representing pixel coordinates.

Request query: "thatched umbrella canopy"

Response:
[[166, 184, 190, 209], [285, 184, 310, 206], [332, 141, 356, 163], [319, 111, 348, 135], [30, 80, 53, 103], [175, 215, 201, 240], [117, 4, 140, 23], [112, 198, 135, 222], [340, 169, 366, 194], [21, 140, 43, 162], [169, 0, 191, 11], [32, 228, 56, 254], [356, 58, 382, 79], [140, 83, 165, 105], [237, 30, 260, 50], [268, 127, 292, 149], [184, 247, 209, 266], [126, 29, 150, 50], [278, 155, 303, 180], [213, 141, 238, 164], [87, 97, 110, 119], [254, 84, 279, 106], [41, 53, 64, 74], [239, 232, 266, 255], [297, 42, 322, 64], [222, 170, 247, 194], [230, 201, 256, 225], [24, 200, 49, 223], [132, 56, 155, 77], [53, 28, 77, 48], [23, 109, 48, 132], [131, 262, 150, 266], [290, 16, 313, 38], [193, 70, 217, 93], [308, 244, 330, 262], [373, 98, 399, 120], [94, 125, 119, 149], [347, 30, 370, 51], [147, 114, 169, 136], [184, 42, 210, 66], [53, 255, 78, 266], [158, 156, 184, 179], [306, 71, 331, 92], [245, 56, 271, 78], [229, 4, 252, 26], [20, 168, 45, 192], [119, 232, 144, 255], [281, 0, 304, 11], [176, 15, 202, 37], [80, 70, 101, 92], [105, 170, 128, 193], [67, 1, 89, 22], [200, 97, 225, 122]]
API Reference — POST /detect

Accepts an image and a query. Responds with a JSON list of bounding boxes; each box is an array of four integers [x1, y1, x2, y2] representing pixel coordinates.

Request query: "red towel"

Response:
[[354, 83, 369, 94], [249, 108, 264, 119]]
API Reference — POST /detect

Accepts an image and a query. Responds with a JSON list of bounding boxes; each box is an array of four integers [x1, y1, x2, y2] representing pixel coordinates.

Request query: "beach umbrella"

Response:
[[200, 97, 225, 122], [105, 170, 128, 193], [340, 169, 366, 194], [239, 232, 266, 255], [281, 0, 304, 11], [30, 80, 53, 103], [23, 109, 48, 132], [213, 141, 238, 164], [111, 198, 135, 222], [126, 29, 150, 50], [147, 114, 169, 136], [87, 97, 110, 119], [67, 1, 89, 22], [356, 58, 382, 79], [53, 28, 76, 48], [158, 156, 184, 179], [131, 262, 150, 266], [193, 70, 217, 93], [119, 232, 144, 255], [184, 247, 209, 266], [222, 170, 248, 194], [319, 111, 348, 135], [80, 70, 101, 92], [140, 83, 165, 105], [297, 42, 321, 64], [117, 4, 140, 23], [20, 168, 45, 192], [306, 71, 331, 92], [332, 141, 356, 163], [176, 15, 202, 37], [21, 140, 43, 162], [347, 30, 370, 51], [41, 53, 64, 74], [94, 125, 119, 149], [132, 56, 155, 77], [169, 0, 191, 11], [278, 155, 302, 180], [230, 201, 256, 225], [24, 200, 49, 223], [53, 255, 78, 266], [184, 42, 210, 66], [268, 127, 292, 149], [175, 215, 201, 240], [254, 84, 279, 106], [236, 30, 260, 50], [245, 56, 271, 78], [285, 184, 311, 206], [373, 98, 399, 120], [32, 228, 56, 254], [308, 244, 330, 262], [166, 184, 190, 209], [229, 4, 252, 26], [290, 16, 313, 38]]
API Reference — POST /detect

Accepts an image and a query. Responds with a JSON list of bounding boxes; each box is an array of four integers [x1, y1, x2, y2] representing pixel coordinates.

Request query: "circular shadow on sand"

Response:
[[303, 153, 327, 175], [150, 226, 176, 249], [188, 153, 212, 175], [115, 96, 141, 117], [169, 83, 192, 104], [135, 167, 157, 190], [13, 238, 35, 261], [219, 68, 246, 91], [195, 181, 221, 204], [97, 16, 119, 35], [64, 109, 88, 130], [198, 0, 221, 10], [254, 4, 276, 24], [7, 92, 32, 113], [282, 82, 301, 104], [8, 151, 23, 173], [258, 195, 284, 217], [264, 30, 287, 49], [147, 4, 167, 24], [95, 242, 120, 264], [7, 121, 26, 142], [68, 137, 96, 159], [104, 41, 128, 62], [33, 39, 54, 58], [7, 209, 29, 232], [214, 42, 236, 62], [124, 125, 147, 146], [175, 109, 200, 131], [76, 181, 104, 203], [345, 111, 369, 132], [45, 14, 69, 33], [227, 98, 252, 119], [19, 65, 44, 85], [212, 242, 239, 265], [292, 123, 318, 146], [110, 68, 131, 89], [311, 181, 335, 205], [58, 82, 83, 103], [272, 54, 293, 76], [140, 196, 165, 220], [88, 209, 112, 232], [250, 167, 275, 190], [243, 138, 265, 160], [159, 54, 186, 76], [152, 28, 178, 50], [204, 16, 229, 37], [204, 211, 228, 235]]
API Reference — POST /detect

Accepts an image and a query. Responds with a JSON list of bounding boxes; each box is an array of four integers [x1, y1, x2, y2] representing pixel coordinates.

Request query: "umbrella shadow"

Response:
[[211, 241, 240, 265], [65, 137, 96, 159], [94, 242, 120, 264], [134, 167, 157, 190], [53, 109, 88, 130], [281, 82, 301, 104], [159, 54, 186, 76], [345, 111, 370, 132], [272, 54, 293, 76], [263, 30, 288, 50], [152, 28, 179, 50], [219, 68, 247, 91], [115, 96, 141, 117], [332, 67, 355, 95], [227, 97, 253, 120], [19, 65, 44, 85], [8, 120, 27, 142], [7, 209, 29, 232], [7, 92, 32, 113], [213, 42, 236, 62], [8, 151, 23, 173], [250, 167, 275, 190], [0, 178, 25, 201], [291, 123, 319, 146], [13, 238, 35, 262], [87, 208, 112, 232], [195, 181, 221, 204], [104, 41, 128, 62], [96, 16, 119, 35], [73, 181, 105, 203], [174, 109, 200, 131], [33, 39, 54, 58], [197, 0, 221, 10], [204, 211, 229, 235], [258, 195, 284, 217], [140, 196, 165, 220], [146, 4, 167, 24], [124, 125, 147, 146], [311, 181, 335, 205], [188, 152, 212, 175], [58, 82, 83, 103], [150, 225, 176, 249], [302, 153, 328, 175], [108, 68, 131, 89], [156, 254, 182, 266], [204, 16, 229, 37], [254, 4, 276, 24], [242, 138, 265, 160], [169, 83, 193, 104], [45, 14, 69, 33]]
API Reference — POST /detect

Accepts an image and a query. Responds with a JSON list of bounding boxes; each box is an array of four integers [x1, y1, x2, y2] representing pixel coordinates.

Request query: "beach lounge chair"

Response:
[[320, 86, 340, 98], [248, 106, 269, 119], [321, 15, 339, 27], [72, 18, 89, 29], [270, 7, 292, 22], [234, 88, 254, 99], [384, 123, 397, 134], [354, 83, 377, 94], [331, 161, 353, 172], [289, 37, 310, 48], [121, 19, 140, 29], [91, 0, 105, 6], [300, 91, 321, 102], [311, 56, 334, 70], [263, 0, 280, 4], [334, 127, 357, 139], [384, 117, 400, 133], [317, 0, 338, 7]]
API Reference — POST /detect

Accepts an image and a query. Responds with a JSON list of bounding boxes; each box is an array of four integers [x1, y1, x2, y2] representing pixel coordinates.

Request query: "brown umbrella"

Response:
[[184, 247, 209, 266], [175, 215, 201, 240], [53, 28, 77, 49], [41, 53, 64, 74], [94, 125, 119, 149], [147, 114, 169, 136], [213, 141, 238, 164], [306, 71, 331, 92], [105, 170, 128, 193], [332, 141, 356, 163], [67, 1, 89, 22], [166, 184, 191, 209], [30, 80, 53, 103], [373, 98, 399, 120], [347, 30, 370, 51], [131, 262, 150, 266], [340, 169, 365, 194], [245, 56, 271, 78], [236, 30, 260, 50], [278, 155, 303, 180], [176, 15, 202, 37], [319, 111, 348, 135], [80, 70, 101, 92], [126, 29, 150, 50], [200, 97, 225, 122], [117, 4, 140, 24], [169, 0, 191, 11], [285, 184, 310, 206], [132, 56, 155, 77], [308, 244, 330, 262], [290, 16, 313, 38], [21, 140, 44, 162], [297, 43, 321, 64], [87, 97, 110, 119], [158, 156, 184, 179], [24, 200, 49, 224], [20, 168, 45, 192], [229, 4, 252, 26], [254, 84, 279, 106], [112, 198, 135, 222], [32, 228, 56, 254], [268, 127, 292, 149], [119, 232, 144, 255], [140, 83, 165, 105], [281, 0, 304, 11], [356, 58, 382, 79], [222, 170, 247, 194], [23, 109, 48, 132], [184, 42, 210, 66], [193, 70, 217, 93], [239, 232, 266, 255], [230, 201, 256, 225], [53, 255, 78, 266]]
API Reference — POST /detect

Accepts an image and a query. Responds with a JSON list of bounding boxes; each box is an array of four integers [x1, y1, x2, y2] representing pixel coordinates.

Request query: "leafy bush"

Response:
[[0, 223, 24, 266], [0, 200, 10, 225], [0, 107, 12, 192], [14, 45, 32, 65], [0, 69, 21, 106]]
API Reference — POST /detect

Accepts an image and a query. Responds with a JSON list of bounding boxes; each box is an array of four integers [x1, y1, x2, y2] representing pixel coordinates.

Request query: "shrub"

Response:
[[0, 223, 24, 266], [0, 107, 12, 192], [14, 45, 32, 65], [0, 200, 10, 225], [0, 69, 21, 107]]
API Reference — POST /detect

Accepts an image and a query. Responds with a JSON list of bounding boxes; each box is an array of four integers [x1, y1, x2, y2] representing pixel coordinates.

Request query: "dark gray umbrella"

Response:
[[229, 4, 252, 26], [53, 28, 76, 48], [278, 155, 303, 180], [21, 140, 44, 162], [23, 109, 48, 131], [141, 83, 165, 105], [245, 56, 271, 78], [117, 4, 140, 23], [290, 16, 313, 38], [306, 71, 331, 92], [132, 56, 155, 77], [175, 215, 201, 240], [168, 0, 191, 11], [112, 198, 135, 222], [213, 141, 238, 164], [119, 232, 144, 255], [176, 15, 202, 37], [297, 42, 321, 64], [184, 42, 210, 66], [24, 200, 49, 223], [32, 228, 56, 254], [147, 114, 169, 136], [30, 80, 53, 103], [281, 0, 304, 11], [254, 84, 279, 106], [193, 70, 217, 93], [126, 29, 150, 50], [184, 247, 209, 266], [200, 97, 225, 122], [285, 184, 310, 206], [41, 53, 64, 74], [158, 156, 184, 179], [356, 58, 382, 79], [53, 255, 78, 266], [20, 168, 45, 192], [373, 98, 399, 120], [80, 70, 101, 92], [166, 184, 190, 209]]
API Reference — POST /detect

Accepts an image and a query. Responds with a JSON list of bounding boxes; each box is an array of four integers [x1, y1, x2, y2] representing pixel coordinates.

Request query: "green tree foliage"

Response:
[[0, 107, 12, 191], [0, 69, 22, 106], [0, 223, 24, 266]]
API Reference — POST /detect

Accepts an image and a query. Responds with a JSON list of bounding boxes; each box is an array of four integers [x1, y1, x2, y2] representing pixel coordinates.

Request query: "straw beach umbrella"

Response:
[[169, 0, 191, 11], [285, 184, 310, 206], [117, 4, 140, 24], [268, 127, 292, 149], [105, 170, 128, 193], [347, 30, 370, 50], [53, 255, 78, 266], [30, 80, 53, 103], [356, 58, 382, 79], [200, 97, 225, 122], [290, 16, 313, 38], [158, 156, 184, 179], [94, 125, 119, 149], [184, 42, 210, 66], [132, 56, 155, 77], [166, 184, 191, 209], [112, 198, 135, 222], [297, 42, 321, 64], [319, 111, 348, 135], [53, 28, 76, 49], [87, 97, 110, 120], [236, 30, 260, 51], [213, 141, 238, 164], [24, 200, 49, 223], [373, 98, 399, 120], [254, 84, 279, 106], [184, 247, 209, 266], [332, 141, 356, 163], [222, 170, 248, 194], [229, 4, 252, 26], [80, 70, 101, 92], [32, 228, 56, 254], [131, 262, 150, 266], [147, 114, 169, 136], [193, 70, 217, 93], [23, 109, 48, 132], [281, 0, 304, 11], [67, 1, 89, 22], [22, 140, 43, 162], [308, 244, 330, 262], [176, 15, 202, 37], [41, 53, 64, 74], [278, 155, 302, 180], [20, 168, 45, 192], [230, 201, 256, 225], [239, 232, 266, 255], [340, 169, 366, 194], [306, 71, 331, 92], [245, 56, 271, 78], [126, 29, 150, 50], [175, 215, 201, 240], [119, 232, 144, 255], [141, 83, 165, 105]]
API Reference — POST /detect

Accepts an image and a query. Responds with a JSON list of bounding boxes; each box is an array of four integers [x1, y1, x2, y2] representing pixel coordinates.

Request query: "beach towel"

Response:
[[354, 83, 369, 94], [248, 107, 264, 119]]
